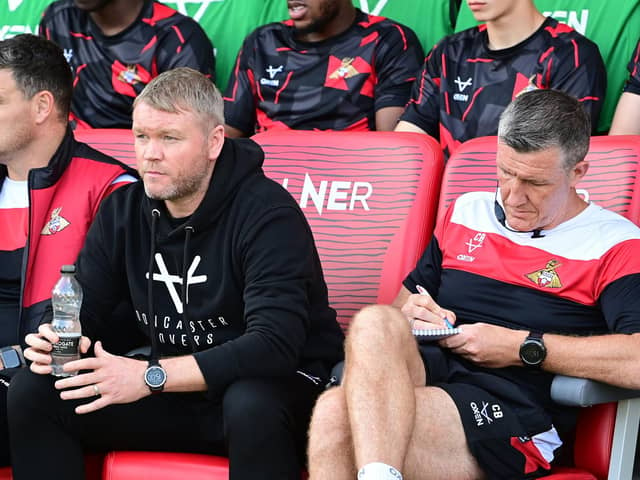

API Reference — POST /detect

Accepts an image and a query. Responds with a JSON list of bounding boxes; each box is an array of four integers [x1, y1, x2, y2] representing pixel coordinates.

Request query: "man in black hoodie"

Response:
[[9, 67, 344, 480]]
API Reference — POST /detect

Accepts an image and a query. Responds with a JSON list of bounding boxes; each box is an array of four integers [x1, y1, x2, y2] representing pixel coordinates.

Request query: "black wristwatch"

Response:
[[144, 359, 167, 393], [519, 331, 547, 368]]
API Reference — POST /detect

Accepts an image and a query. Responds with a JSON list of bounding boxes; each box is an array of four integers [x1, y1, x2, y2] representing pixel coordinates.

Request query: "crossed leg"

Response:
[[307, 305, 485, 480]]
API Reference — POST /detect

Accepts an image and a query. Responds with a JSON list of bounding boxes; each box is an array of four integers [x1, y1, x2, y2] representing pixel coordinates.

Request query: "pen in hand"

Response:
[[415, 284, 455, 329]]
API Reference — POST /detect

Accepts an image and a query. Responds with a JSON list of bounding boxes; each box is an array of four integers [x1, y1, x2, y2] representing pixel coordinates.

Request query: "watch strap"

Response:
[[527, 331, 544, 342]]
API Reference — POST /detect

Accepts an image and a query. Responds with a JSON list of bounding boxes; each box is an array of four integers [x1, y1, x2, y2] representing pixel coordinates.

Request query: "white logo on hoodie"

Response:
[[146, 253, 207, 313]]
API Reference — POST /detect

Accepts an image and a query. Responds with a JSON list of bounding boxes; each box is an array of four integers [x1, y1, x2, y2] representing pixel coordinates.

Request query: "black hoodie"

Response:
[[75, 138, 344, 396]]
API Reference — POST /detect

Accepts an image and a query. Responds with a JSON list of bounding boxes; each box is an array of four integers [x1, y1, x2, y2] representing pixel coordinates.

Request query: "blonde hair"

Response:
[[134, 67, 224, 127]]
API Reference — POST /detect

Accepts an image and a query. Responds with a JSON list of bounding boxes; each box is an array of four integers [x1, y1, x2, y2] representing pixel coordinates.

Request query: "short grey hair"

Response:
[[498, 89, 590, 169], [134, 67, 224, 128]]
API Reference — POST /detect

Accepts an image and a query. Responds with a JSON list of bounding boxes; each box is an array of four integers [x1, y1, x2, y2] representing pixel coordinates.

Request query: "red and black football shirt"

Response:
[[223, 10, 424, 134], [40, 0, 216, 129], [400, 17, 607, 157]]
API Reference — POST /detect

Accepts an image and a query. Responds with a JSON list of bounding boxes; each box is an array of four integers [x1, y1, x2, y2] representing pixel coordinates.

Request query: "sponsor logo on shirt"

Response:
[[41, 207, 70, 235], [457, 232, 485, 262], [526, 259, 563, 288], [63, 49, 73, 63], [329, 57, 359, 80], [260, 65, 283, 87], [453, 76, 472, 102]]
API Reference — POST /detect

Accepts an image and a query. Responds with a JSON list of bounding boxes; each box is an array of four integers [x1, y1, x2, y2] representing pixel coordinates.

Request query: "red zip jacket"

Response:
[[0, 128, 137, 343]]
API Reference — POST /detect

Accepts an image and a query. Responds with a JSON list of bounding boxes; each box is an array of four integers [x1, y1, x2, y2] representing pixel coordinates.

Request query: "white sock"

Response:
[[357, 462, 403, 480]]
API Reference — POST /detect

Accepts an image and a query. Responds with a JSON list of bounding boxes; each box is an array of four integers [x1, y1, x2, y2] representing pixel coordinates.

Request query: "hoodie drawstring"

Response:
[[181, 225, 197, 353], [147, 209, 161, 362]]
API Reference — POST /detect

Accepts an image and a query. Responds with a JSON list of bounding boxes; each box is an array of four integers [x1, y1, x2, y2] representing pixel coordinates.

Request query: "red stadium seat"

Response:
[[438, 135, 640, 224], [74, 129, 136, 167], [102, 452, 230, 480], [83, 129, 444, 478], [440, 135, 640, 480], [255, 130, 444, 325]]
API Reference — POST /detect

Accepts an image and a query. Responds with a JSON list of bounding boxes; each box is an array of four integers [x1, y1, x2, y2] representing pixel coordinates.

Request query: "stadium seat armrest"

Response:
[[330, 361, 345, 386], [551, 375, 640, 407]]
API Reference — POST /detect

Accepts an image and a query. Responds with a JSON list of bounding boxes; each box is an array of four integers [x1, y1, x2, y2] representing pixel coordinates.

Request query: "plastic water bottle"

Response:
[[50, 264, 83, 377]]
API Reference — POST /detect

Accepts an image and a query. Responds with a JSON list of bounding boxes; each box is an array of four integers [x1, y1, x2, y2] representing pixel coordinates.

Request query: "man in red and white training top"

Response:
[[0, 34, 135, 466], [308, 89, 640, 480], [223, 0, 424, 136], [396, 0, 606, 158]]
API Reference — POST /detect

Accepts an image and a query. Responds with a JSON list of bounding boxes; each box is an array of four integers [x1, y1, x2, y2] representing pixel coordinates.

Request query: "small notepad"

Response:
[[412, 327, 461, 341]]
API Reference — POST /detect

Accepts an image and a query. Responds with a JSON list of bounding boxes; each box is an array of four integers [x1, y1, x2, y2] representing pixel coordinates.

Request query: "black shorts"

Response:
[[419, 344, 562, 479]]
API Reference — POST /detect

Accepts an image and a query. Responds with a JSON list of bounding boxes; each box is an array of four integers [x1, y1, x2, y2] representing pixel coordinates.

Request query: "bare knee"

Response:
[[308, 387, 350, 454], [347, 304, 409, 354]]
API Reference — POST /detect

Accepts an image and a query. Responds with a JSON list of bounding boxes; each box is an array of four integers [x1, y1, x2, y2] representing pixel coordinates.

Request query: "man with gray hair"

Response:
[[307, 89, 640, 480], [9, 67, 344, 480]]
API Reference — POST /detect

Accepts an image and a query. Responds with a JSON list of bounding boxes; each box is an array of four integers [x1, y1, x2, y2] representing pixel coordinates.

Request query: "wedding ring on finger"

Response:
[[93, 384, 101, 397]]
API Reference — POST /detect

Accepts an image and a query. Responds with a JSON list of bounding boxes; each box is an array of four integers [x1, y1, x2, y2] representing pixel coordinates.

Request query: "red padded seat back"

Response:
[[74, 129, 136, 168], [438, 135, 640, 223], [254, 130, 444, 327]]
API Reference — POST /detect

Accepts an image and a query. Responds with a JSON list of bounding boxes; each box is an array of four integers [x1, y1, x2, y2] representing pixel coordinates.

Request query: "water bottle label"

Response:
[[52, 336, 80, 357]]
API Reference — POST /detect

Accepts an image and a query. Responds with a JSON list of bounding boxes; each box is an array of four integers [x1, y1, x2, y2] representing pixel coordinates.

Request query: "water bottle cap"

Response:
[[60, 264, 76, 274]]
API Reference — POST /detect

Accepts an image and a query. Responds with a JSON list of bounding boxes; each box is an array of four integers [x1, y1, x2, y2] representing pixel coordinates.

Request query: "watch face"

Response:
[[520, 341, 545, 365], [0, 349, 20, 369], [145, 365, 166, 389]]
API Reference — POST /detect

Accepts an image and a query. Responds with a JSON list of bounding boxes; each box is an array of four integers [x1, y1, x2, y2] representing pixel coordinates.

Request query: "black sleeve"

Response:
[[623, 40, 640, 95], [398, 42, 444, 136], [155, 17, 216, 83], [372, 23, 425, 111], [599, 273, 640, 334], [223, 31, 259, 135], [403, 235, 443, 300], [75, 196, 131, 345], [38, 4, 54, 39], [193, 206, 321, 396], [547, 35, 607, 132]]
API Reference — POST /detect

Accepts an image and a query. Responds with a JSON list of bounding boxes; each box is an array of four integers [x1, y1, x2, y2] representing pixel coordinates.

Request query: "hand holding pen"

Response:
[[413, 284, 456, 329]]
